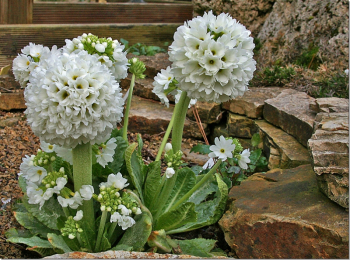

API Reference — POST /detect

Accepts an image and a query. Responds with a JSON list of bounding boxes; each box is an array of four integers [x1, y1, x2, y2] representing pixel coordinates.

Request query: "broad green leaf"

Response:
[[5, 228, 33, 239], [7, 236, 53, 253], [98, 230, 111, 252], [136, 133, 143, 155], [155, 202, 197, 232], [187, 174, 216, 205], [167, 173, 228, 234], [22, 195, 65, 230], [29, 247, 56, 257], [110, 244, 133, 251], [78, 219, 96, 251], [110, 128, 123, 138], [251, 133, 261, 147], [174, 238, 217, 257], [14, 211, 58, 238], [118, 211, 152, 251], [107, 136, 128, 174], [47, 233, 72, 253], [125, 142, 144, 202], [190, 144, 211, 155], [92, 163, 113, 178], [56, 216, 80, 252], [161, 168, 196, 214], [191, 165, 203, 175], [18, 175, 27, 192], [249, 149, 262, 165], [143, 161, 162, 213]]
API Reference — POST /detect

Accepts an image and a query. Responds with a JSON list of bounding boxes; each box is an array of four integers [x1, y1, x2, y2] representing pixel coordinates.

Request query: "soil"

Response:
[[0, 110, 231, 259]]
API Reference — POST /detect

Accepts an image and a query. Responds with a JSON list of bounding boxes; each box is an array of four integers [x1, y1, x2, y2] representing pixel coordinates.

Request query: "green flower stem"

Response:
[[107, 221, 118, 240], [168, 159, 222, 212], [95, 210, 108, 252], [122, 73, 136, 143], [155, 105, 178, 161], [72, 143, 94, 229], [171, 91, 191, 153], [62, 207, 70, 218]]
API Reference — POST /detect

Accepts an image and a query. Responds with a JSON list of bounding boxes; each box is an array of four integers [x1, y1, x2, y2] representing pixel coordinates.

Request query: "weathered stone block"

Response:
[[310, 97, 349, 114], [186, 101, 222, 124], [219, 164, 349, 259], [211, 124, 253, 150], [227, 113, 257, 138], [222, 87, 285, 119], [263, 89, 316, 147], [256, 120, 310, 169], [0, 92, 26, 111]]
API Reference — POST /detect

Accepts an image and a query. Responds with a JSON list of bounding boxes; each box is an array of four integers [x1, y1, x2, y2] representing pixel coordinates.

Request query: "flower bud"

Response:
[[165, 143, 172, 153]]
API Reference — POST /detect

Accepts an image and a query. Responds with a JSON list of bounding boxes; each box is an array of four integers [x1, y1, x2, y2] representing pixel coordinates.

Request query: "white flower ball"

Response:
[[24, 49, 124, 148], [168, 11, 256, 103]]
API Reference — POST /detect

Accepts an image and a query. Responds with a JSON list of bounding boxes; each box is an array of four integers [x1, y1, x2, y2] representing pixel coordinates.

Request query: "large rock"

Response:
[[192, 0, 276, 36], [219, 164, 349, 259], [186, 101, 222, 124], [127, 96, 208, 140], [227, 113, 257, 139], [258, 0, 349, 67], [308, 110, 349, 209], [263, 88, 316, 147], [255, 120, 310, 169], [222, 87, 285, 119], [128, 53, 171, 79]]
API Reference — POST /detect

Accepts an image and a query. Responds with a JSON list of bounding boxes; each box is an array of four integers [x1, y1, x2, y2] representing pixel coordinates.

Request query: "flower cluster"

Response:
[[152, 66, 197, 108], [58, 185, 94, 209], [24, 48, 125, 148], [63, 33, 129, 82], [168, 11, 256, 103], [94, 173, 140, 230], [60, 211, 84, 239], [163, 143, 183, 178]]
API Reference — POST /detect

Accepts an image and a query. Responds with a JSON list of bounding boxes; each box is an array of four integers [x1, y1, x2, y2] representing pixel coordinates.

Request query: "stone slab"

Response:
[[263, 89, 316, 147], [186, 101, 223, 124], [256, 120, 310, 169], [0, 92, 26, 111], [222, 87, 285, 119], [227, 113, 258, 138], [127, 96, 208, 140], [219, 164, 349, 259], [310, 97, 349, 113]]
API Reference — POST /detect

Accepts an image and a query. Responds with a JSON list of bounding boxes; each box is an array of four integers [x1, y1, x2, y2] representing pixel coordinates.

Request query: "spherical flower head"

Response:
[[208, 135, 236, 161], [24, 50, 125, 148], [168, 11, 256, 103], [237, 149, 251, 170]]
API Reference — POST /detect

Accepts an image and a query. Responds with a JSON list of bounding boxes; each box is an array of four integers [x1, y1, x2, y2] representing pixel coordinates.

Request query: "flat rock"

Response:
[[227, 113, 258, 138], [255, 120, 310, 169], [310, 97, 349, 113], [263, 89, 316, 147], [127, 96, 208, 140], [308, 111, 349, 209], [0, 92, 26, 111], [219, 164, 349, 259], [222, 87, 285, 119], [186, 101, 223, 124]]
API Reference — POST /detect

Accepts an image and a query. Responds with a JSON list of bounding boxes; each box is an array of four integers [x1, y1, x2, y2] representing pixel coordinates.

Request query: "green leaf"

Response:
[[190, 144, 211, 155], [98, 230, 111, 252], [110, 244, 133, 251], [110, 128, 123, 138], [143, 161, 162, 212], [22, 195, 65, 230], [249, 149, 262, 165], [251, 133, 261, 147], [14, 211, 58, 238], [174, 238, 216, 257], [47, 233, 72, 253], [78, 219, 96, 251], [118, 211, 152, 251], [107, 136, 128, 174], [187, 174, 216, 205], [167, 173, 228, 234], [161, 168, 196, 214], [125, 142, 144, 202], [18, 175, 27, 192], [56, 216, 80, 252], [155, 202, 197, 232], [191, 165, 203, 175], [92, 163, 114, 178], [5, 228, 33, 239], [7, 236, 53, 254], [29, 247, 57, 257]]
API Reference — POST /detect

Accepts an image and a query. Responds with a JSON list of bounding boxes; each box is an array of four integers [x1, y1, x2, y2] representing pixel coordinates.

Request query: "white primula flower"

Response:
[[119, 216, 136, 230], [19, 155, 35, 177], [95, 43, 105, 53], [208, 136, 236, 161], [110, 212, 122, 223], [202, 157, 215, 170], [164, 143, 172, 153], [40, 140, 56, 153], [57, 192, 83, 209], [73, 210, 84, 221], [96, 138, 117, 168], [53, 177, 67, 193], [168, 11, 256, 103], [237, 149, 251, 170], [26, 166, 47, 185], [118, 204, 131, 216], [165, 167, 175, 178], [101, 172, 129, 190], [345, 69, 349, 76], [24, 49, 124, 148], [79, 185, 94, 200]]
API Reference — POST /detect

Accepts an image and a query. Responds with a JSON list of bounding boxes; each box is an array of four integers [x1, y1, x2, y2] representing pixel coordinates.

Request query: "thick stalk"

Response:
[[95, 210, 108, 252], [168, 159, 222, 212], [171, 91, 191, 153], [155, 105, 178, 161], [72, 143, 94, 229], [122, 73, 136, 142]]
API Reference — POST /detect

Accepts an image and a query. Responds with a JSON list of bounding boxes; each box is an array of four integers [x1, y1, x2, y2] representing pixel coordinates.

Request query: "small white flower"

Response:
[[95, 43, 105, 53], [118, 204, 130, 216], [26, 166, 47, 185], [73, 210, 83, 221], [237, 149, 251, 170], [1, 198, 11, 205], [208, 136, 236, 161], [53, 177, 67, 193], [103, 172, 129, 190], [165, 167, 175, 178], [345, 69, 349, 76], [164, 143, 172, 153], [119, 216, 136, 230], [96, 138, 117, 168], [135, 208, 142, 215], [202, 157, 215, 170], [110, 211, 122, 223], [68, 234, 75, 239], [79, 185, 94, 200]]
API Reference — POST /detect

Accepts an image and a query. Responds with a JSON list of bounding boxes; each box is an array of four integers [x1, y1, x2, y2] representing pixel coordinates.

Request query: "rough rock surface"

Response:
[[257, 0, 349, 66], [219, 164, 349, 259], [186, 101, 222, 124], [222, 87, 285, 119], [227, 113, 257, 139], [263, 88, 316, 147], [255, 120, 310, 169], [192, 0, 276, 36], [308, 107, 349, 209]]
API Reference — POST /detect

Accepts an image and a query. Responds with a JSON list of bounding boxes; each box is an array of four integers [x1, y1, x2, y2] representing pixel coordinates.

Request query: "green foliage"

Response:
[[259, 65, 296, 86], [312, 72, 349, 99], [295, 45, 322, 70], [120, 38, 167, 56], [253, 38, 262, 56], [173, 238, 217, 257], [190, 144, 211, 154]]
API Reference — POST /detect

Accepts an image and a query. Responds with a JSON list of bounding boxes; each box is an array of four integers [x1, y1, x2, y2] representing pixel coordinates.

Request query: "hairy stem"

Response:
[[122, 73, 136, 143]]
